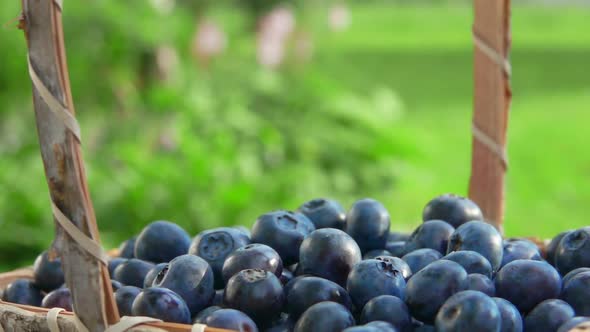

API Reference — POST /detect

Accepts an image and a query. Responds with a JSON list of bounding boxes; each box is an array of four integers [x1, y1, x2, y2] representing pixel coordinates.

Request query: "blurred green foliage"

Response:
[[1, 1, 589, 270]]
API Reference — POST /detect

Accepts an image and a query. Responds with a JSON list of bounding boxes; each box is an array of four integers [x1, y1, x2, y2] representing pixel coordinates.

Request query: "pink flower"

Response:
[[256, 6, 296, 69], [192, 20, 227, 62], [257, 35, 285, 69], [259, 6, 296, 40], [156, 45, 179, 82], [329, 3, 351, 32]]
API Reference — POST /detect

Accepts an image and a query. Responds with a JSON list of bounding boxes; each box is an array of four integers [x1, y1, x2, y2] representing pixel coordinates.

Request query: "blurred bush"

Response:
[[0, 1, 409, 268]]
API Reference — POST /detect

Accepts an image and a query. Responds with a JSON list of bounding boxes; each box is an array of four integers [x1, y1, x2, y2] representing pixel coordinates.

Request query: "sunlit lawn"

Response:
[[311, 4, 590, 237], [1, 3, 589, 271]]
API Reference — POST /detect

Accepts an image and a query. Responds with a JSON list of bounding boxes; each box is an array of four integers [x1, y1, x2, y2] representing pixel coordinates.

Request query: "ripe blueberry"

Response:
[[286, 276, 352, 319], [346, 259, 406, 310], [131, 287, 191, 324], [223, 269, 284, 324], [33, 250, 64, 292], [293, 301, 355, 332], [495, 260, 561, 313], [135, 221, 191, 263], [435, 290, 501, 332], [222, 244, 283, 284], [113, 258, 155, 288], [346, 198, 390, 253], [360, 295, 412, 332], [41, 288, 72, 311], [447, 220, 503, 271], [115, 286, 141, 316], [422, 194, 483, 228], [298, 228, 361, 286], [152, 254, 215, 316], [251, 211, 314, 266], [297, 198, 346, 230], [189, 227, 250, 288], [405, 260, 468, 323]]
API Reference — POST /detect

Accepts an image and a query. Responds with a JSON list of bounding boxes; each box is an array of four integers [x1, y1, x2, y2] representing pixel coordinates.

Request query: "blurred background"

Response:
[[0, 0, 589, 270]]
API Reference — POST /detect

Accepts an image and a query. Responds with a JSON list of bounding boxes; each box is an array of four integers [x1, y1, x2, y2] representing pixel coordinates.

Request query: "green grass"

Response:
[[1, 3, 589, 271], [311, 4, 590, 236]]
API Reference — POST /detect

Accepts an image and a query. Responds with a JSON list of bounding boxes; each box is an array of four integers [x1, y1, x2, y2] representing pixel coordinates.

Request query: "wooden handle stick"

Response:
[[19, 0, 119, 330], [469, 0, 512, 232]]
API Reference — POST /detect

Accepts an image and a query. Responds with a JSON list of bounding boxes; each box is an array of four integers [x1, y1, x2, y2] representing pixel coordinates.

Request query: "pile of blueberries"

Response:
[[2, 194, 590, 332]]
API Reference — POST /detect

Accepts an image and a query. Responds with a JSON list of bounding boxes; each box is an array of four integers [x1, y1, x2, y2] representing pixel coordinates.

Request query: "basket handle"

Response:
[[19, 0, 119, 329], [469, 0, 512, 232]]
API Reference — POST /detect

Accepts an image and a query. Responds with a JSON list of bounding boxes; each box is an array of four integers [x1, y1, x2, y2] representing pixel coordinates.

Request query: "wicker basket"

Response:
[[0, 0, 584, 331]]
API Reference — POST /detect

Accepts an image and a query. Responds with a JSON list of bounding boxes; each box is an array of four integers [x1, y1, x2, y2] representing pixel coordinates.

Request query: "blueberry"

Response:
[[375, 256, 412, 280], [346, 199, 390, 253], [204, 308, 259, 332], [561, 271, 590, 316], [405, 260, 468, 324], [422, 194, 483, 228], [292, 263, 305, 276], [264, 313, 295, 332], [500, 239, 542, 268], [466, 273, 495, 296], [193, 306, 222, 324], [401, 248, 442, 274], [404, 220, 455, 255], [131, 287, 191, 324], [286, 276, 352, 319], [279, 269, 293, 286], [293, 301, 355, 332], [385, 241, 407, 257], [435, 290, 501, 332], [284, 275, 310, 298], [1, 279, 44, 306], [222, 244, 283, 284], [524, 299, 575, 332], [546, 230, 572, 267], [414, 324, 435, 332], [33, 250, 64, 292], [153, 254, 215, 316], [189, 227, 251, 288], [211, 289, 223, 306], [563, 267, 590, 286], [143, 263, 168, 288], [347, 259, 406, 310], [298, 228, 362, 286], [111, 280, 123, 292], [135, 221, 191, 263], [365, 321, 398, 331], [223, 269, 284, 324], [360, 295, 412, 332], [388, 232, 410, 242], [442, 250, 493, 278], [363, 249, 392, 260], [118, 236, 137, 259], [251, 211, 314, 266], [41, 288, 72, 311], [113, 258, 155, 288], [342, 321, 397, 332], [555, 227, 590, 275], [492, 297, 523, 332], [233, 225, 252, 239], [447, 220, 504, 271], [115, 286, 141, 317], [297, 198, 347, 230], [557, 317, 590, 332], [495, 260, 561, 313], [108, 258, 127, 278]]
